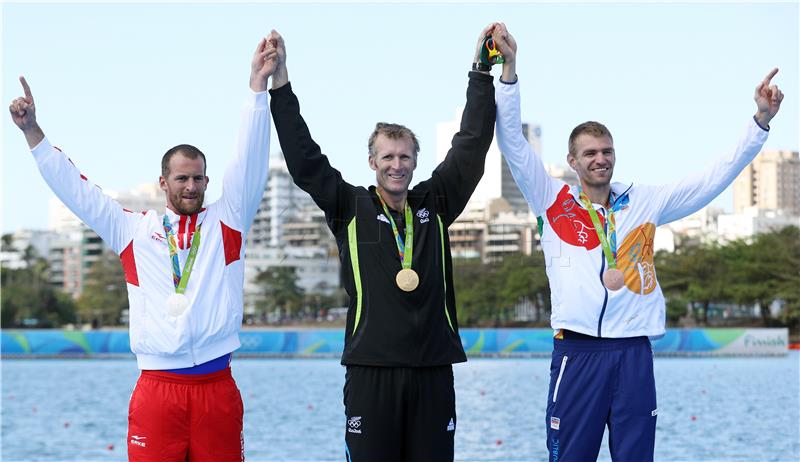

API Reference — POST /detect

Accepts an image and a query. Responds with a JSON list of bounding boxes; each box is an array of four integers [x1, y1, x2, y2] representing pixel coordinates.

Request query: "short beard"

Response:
[[172, 195, 204, 215]]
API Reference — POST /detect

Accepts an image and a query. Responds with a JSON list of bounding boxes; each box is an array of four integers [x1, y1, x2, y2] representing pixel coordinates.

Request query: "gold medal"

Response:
[[602, 268, 624, 291], [396, 268, 419, 292]]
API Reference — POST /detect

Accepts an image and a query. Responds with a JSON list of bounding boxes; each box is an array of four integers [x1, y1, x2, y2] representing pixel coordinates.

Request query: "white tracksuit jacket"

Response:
[[495, 80, 769, 338], [31, 91, 270, 369]]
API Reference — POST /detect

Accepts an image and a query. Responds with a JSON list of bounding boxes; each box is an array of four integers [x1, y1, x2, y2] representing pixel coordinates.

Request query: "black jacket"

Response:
[[269, 72, 496, 366]]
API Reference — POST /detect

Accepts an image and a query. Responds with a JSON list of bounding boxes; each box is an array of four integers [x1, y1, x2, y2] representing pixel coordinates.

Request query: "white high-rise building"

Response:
[[734, 150, 800, 215], [244, 154, 341, 314], [46, 182, 164, 298], [436, 108, 542, 214], [248, 155, 318, 248], [436, 109, 578, 215]]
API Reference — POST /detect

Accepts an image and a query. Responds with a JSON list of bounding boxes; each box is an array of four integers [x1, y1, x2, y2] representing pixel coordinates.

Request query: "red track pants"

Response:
[[127, 368, 244, 462]]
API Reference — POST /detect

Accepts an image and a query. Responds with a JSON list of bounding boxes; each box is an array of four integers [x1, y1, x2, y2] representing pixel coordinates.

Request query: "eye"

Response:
[[194, 175, 205, 181]]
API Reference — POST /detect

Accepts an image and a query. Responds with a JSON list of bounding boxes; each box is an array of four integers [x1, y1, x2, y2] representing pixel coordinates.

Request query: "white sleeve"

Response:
[[31, 138, 140, 254], [654, 118, 769, 225], [220, 91, 271, 231], [495, 80, 564, 216]]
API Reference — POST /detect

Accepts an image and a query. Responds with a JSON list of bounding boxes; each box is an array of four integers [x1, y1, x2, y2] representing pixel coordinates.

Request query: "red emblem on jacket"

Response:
[[545, 185, 602, 250]]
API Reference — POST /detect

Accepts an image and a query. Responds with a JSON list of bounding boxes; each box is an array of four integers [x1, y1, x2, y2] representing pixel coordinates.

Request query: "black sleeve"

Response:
[[269, 83, 355, 234], [426, 71, 496, 226]]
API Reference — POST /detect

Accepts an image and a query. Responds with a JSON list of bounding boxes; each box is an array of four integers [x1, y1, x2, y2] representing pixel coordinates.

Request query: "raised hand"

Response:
[[491, 22, 518, 82], [9, 76, 37, 131], [9, 76, 44, 148], [268, 30, 288, 90], [250, 37, 279, 92], [754, 68, 784, 128], [473, 23, 499, 67], [492, 23, 517, 65]]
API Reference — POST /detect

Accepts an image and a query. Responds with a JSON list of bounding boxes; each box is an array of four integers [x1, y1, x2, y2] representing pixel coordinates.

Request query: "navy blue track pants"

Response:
[[546, 331, 657, 461]]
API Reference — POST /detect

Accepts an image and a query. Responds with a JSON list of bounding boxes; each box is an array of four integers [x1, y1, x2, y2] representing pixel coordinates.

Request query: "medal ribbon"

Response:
[[163, 215, 202, 294], [578, 190, 617, 270], [375, 191, 413, 270]]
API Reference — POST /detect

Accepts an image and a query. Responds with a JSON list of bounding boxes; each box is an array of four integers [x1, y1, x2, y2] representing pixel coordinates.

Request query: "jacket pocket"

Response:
[[132, 296, 187, 355], [552, 355, 568, 403]]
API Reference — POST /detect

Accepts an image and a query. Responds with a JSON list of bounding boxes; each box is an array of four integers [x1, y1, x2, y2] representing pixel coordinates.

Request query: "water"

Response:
[[2, 355, 798, 461]]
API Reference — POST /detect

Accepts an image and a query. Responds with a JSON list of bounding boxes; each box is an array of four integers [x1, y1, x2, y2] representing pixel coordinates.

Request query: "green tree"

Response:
[[1, 241, 76, 327], [76, 250, 129, 327], [726, 226, 800, 327], [453, 258, 492, 325], [453, 253, 551, 326], [255, 266, 304, 322], [656, 244, 730, 325]]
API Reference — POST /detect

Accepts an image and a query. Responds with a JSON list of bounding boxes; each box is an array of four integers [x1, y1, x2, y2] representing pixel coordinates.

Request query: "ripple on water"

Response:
[[1, 354, 798, 461]]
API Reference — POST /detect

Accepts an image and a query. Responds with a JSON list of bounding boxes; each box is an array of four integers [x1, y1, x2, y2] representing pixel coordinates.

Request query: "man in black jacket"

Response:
[[268, 25, 498, 461]]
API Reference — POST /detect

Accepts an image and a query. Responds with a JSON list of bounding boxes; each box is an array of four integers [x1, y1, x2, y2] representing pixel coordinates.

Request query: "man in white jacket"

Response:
[[9, 35, 278, 462], [489, 24, 783, 461]]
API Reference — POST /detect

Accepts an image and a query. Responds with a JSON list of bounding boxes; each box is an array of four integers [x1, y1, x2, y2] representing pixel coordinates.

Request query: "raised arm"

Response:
[[267, 30, 354, 231], [9, 77, 139, 253], [655, 68, 784, 225], [220, 36, 277, 230], [427, 24, 498, 225], [493, 24, 564, 216]]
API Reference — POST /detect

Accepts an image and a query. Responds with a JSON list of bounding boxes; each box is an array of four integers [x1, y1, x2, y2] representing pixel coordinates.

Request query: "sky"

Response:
[[2, 1, 798, 234]]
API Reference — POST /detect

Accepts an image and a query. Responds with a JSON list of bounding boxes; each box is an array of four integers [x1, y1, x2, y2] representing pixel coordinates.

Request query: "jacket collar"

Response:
[[568, 182, 633, 210]]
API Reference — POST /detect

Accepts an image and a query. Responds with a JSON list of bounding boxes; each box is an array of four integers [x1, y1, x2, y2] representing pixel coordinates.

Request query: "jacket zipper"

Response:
[[593, 185, 631, 338], [596, 208, 609, 338], [553, 355, 568, 402]]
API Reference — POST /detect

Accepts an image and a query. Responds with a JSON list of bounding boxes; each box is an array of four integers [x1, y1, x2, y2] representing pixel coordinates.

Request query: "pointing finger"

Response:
[[20, 76, 33, 102], [762, 67, 778, 86]]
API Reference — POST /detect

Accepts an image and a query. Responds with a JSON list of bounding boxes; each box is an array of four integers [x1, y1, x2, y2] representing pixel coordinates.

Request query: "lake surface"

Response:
[[2, 355, 798, 461]]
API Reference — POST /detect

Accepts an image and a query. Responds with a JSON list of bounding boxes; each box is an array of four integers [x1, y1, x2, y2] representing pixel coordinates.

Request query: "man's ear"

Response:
[[566, 153, 576, 170], [368, 155, 378, 172]]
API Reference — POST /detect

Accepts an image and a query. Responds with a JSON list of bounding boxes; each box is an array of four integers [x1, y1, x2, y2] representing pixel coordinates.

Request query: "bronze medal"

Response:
[[602, 268, 624, 291], [396, 268, 419, 292]]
